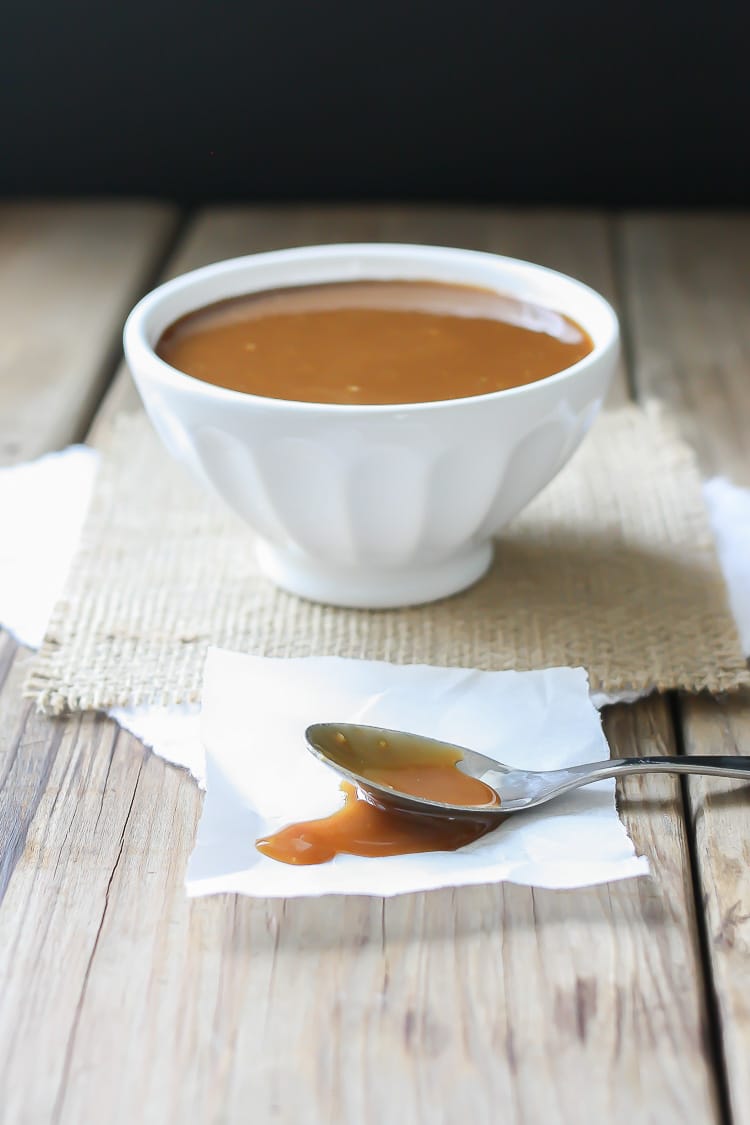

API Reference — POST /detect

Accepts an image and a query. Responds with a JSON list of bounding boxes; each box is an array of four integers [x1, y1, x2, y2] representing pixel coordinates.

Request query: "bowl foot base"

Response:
[[255, 541, 494, 609]]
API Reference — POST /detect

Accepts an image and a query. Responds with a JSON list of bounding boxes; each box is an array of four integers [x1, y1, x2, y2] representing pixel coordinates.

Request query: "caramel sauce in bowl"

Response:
[[124, 244, 619, 608], [155, 280, 593, 405]]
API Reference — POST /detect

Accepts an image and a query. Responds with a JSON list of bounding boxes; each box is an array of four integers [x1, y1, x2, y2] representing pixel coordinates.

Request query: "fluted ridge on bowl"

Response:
[[148, 407, 596, 570], [123, 242, 619, 606]]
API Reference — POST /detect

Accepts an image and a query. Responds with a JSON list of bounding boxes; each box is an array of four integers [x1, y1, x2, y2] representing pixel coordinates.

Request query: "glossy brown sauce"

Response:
[[256, 728, 501, 866], [157, 280, 594, 405], [256, 782, 500, 866]]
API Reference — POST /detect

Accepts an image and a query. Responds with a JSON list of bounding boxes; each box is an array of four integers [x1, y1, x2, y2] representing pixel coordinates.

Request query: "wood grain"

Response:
[[2, 699, 718, 1125], [0, 201, 178, 465], [0, 199, 179, 896], [681, 691, 750, 1122], [0, 199, 179, 1120], [0, 198, 179, 901], [0, 207, 724, 1123], [619, 213, 750, 485], [621, 211, 750, 1124]]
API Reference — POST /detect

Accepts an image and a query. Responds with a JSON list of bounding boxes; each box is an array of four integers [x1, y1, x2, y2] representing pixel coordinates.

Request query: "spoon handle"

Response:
[[566, 755, 750, 784]]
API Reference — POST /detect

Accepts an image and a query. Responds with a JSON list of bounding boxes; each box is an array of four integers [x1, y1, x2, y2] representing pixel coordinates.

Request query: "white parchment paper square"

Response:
[[186, 650, 649, 897]]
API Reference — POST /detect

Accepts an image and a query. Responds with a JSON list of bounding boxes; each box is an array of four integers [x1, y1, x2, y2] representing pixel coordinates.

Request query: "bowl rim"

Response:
[[123, 242, 620, 415]]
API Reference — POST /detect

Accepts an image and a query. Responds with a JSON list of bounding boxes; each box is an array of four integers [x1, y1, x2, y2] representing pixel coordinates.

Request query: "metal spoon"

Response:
[[305, 722, 750, 816]]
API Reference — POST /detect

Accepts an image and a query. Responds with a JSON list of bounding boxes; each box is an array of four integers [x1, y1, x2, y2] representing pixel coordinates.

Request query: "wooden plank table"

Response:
[[0, 203, 748, 1125]]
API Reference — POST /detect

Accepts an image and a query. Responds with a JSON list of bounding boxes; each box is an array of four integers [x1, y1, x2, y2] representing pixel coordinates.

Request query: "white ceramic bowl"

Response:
[[123, 244, 619, 608]]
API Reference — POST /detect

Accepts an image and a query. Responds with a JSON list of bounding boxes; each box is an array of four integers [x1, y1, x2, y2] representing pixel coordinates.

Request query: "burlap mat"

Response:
[[26, 405, 748, 713]]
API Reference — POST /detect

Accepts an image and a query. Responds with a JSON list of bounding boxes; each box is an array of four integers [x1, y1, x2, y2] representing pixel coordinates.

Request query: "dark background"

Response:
[[3, 0, 748, 205]]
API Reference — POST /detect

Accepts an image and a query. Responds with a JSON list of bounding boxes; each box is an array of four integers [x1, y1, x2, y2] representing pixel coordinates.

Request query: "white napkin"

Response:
[[186, 649, 649, 896], [111, 703, 205, 782], [0, 446, 98, 647], [703, 477, 750, 656], [1, 448, 749, 896]]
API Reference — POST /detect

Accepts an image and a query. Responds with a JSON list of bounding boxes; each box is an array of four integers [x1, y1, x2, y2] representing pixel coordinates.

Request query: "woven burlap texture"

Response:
[[26, 405, 749, 713]]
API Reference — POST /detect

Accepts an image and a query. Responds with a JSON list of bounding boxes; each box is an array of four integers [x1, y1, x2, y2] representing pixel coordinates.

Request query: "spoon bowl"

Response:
[[305, 722, 750, 816], [305, 722, 510, 817]]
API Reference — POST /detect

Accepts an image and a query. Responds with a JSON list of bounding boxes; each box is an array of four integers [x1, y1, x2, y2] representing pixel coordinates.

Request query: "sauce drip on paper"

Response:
[[256, 728, 501, 866]]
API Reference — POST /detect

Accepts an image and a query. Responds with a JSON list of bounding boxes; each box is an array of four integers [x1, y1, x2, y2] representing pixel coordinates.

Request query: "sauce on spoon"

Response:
[[256, 729, 501, 866]]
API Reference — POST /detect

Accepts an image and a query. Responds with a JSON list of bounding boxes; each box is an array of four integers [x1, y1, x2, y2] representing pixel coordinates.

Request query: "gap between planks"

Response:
[[616, 210, 750, 1125], [0, 205, 728, 1125], [0, 201, 183, 464], [49, 207, 720, 1125], [0, 200, 184, 904], [0, 201, 186, 1118]]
